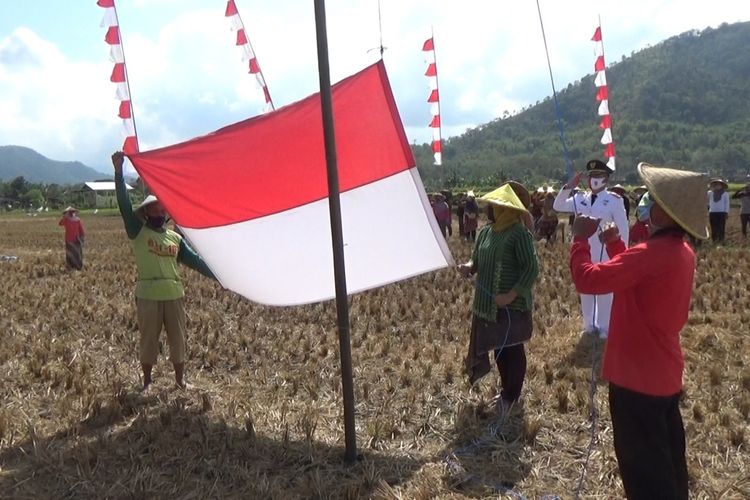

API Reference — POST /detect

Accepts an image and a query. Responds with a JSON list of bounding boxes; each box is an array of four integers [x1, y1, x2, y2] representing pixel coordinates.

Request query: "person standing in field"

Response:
[[458, 184, 539, 414], [554, 159, 629, 339], [570, 162, 708, 500], [112, 151, 215, 391], [707, 178, 729, 243], [59, 206, 85, 270], [463, 191, 479, 242], [731, 183, 750, 238], [431, 193, 451, 238]]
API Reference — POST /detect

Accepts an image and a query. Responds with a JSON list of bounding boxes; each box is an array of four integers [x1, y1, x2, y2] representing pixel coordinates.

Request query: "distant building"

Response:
[[77, 180, 134, 208]]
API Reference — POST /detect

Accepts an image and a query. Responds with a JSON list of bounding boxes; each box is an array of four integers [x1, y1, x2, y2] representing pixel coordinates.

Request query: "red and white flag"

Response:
[[127, 61, 453, 306], [224, 0, 274, 111], [98, 0, 138, 155], [423, 36, 442, 165], [592, 25, 615, 170]]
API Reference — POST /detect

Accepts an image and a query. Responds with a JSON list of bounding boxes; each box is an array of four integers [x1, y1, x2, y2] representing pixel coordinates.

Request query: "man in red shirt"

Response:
[[569, 163, 708, 500]]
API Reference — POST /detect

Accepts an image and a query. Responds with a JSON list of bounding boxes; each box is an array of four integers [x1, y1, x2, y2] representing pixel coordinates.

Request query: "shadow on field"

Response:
[[440, 399, 532, 497], [0, 391, 424, 499]]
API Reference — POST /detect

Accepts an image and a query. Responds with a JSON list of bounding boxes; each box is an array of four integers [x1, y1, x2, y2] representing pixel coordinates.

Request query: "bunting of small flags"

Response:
[[98, 0, 138, 154], [422, 36, 442, 166], [592, 26, 615, 171], [225, 0, 274, 111]]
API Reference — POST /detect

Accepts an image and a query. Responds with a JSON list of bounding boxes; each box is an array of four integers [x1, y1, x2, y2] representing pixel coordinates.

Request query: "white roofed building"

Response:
[[78, 180, 134, 208]]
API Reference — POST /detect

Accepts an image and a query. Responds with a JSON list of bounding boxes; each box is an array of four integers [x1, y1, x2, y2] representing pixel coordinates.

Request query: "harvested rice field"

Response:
[[0, 211, 748, 499]]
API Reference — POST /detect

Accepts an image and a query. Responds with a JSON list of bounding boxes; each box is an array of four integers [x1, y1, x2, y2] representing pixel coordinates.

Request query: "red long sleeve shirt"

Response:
[[59, 217, 85, 243], [570, 229, 695, 396]]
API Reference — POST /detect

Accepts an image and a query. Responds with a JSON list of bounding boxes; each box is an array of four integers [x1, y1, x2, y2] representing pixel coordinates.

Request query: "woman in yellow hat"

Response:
[[457, 184, 539, 414]]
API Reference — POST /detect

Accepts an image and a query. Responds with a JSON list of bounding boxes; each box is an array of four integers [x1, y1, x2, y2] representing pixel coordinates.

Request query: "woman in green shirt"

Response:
[[458, 183, 539, 413], [112, 151, 215, 391]]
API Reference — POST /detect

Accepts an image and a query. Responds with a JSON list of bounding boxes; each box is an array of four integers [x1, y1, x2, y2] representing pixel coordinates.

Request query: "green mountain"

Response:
[[0, 145, 105, 184], [415, 21, 750, 190]]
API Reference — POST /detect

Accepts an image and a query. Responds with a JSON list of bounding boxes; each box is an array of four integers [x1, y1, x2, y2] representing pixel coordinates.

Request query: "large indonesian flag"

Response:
[[128, 61, 453, 306]]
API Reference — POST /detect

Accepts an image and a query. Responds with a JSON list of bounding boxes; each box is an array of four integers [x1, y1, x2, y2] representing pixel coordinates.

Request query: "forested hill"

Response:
[[414, 21, 750, 190]]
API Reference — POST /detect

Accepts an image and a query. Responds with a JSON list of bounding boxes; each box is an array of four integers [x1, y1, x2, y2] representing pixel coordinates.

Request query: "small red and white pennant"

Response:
[[98, 0, 138, 155], [592, 26, 615, 171], [225, 0, 274, 111], [422, 36, 442, 166]]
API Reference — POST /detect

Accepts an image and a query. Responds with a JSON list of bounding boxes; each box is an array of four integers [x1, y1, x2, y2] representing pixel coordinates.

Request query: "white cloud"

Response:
[[0, 0, 747, 170]]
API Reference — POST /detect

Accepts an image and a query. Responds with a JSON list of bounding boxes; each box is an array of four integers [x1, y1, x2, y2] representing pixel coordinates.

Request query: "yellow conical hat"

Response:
[[479, 184, 528, 213]]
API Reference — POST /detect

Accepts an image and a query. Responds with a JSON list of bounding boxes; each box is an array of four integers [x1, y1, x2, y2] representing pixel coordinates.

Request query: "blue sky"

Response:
[[1, 0, 748, 173]]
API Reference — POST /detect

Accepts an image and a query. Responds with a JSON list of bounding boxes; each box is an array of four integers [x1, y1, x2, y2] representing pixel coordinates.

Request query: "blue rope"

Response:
[[535, 0, 573, 179]]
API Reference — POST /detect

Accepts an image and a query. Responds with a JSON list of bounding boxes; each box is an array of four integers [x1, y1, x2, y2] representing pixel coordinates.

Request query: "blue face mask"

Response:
[[636, 192, 653, 222]]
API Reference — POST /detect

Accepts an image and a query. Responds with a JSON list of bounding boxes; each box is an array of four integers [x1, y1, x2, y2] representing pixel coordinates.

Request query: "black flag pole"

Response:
[[313, 0, 358, 463]]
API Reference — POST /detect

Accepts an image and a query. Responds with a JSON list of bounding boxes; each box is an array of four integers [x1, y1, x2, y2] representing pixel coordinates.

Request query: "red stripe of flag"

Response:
[[600, 115, 612, 129], [118, 100, 132, 119], [249, 58, 260, 74], [127, 61, 412, 228], [123, 136, 139, 155], [236, 29, 248, 46], [432, 141, 442, 153], [422, 38, 434, 51], [604, 143, 615, 157], [596, 86, 609, 101], [263, 86, 271, 104], [225, 0, 238, 17], [429, 115, 441, 127], [427, 89, 439, 103], [425, 63, 437, 77], [110, 63, 126, 83], [595, 56, 605, 72], [105, 26, 120, 45], [97, 0, 115, 7], [591, 27, 602, 41]]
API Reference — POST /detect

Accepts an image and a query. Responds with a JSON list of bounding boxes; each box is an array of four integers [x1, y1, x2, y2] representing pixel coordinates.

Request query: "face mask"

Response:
[[636, 192, 653, 222], [146, 215, 166, 228], [588, 177, 607, 191]]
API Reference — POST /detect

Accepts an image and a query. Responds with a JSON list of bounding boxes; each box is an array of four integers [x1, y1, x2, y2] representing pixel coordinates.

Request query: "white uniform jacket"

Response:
[[554, 187, 629, 260]]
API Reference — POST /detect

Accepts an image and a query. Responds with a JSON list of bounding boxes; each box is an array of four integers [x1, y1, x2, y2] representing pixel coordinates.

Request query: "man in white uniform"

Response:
[[554, 159, 629, 339]]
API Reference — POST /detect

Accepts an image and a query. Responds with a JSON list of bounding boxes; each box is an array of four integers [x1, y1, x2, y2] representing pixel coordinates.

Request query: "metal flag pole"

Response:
[[312, 0, 358, 463]]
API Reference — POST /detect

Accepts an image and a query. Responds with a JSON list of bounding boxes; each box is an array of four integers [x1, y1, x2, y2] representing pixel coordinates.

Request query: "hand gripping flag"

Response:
[[592, 25, 615, 170], [127, 61, 453, 306]]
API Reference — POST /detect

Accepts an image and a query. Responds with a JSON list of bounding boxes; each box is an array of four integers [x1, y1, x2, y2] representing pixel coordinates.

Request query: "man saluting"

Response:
[[553, 159, 629, 339]]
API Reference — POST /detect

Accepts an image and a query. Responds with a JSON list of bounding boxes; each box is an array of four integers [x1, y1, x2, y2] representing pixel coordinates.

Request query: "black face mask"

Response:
[[146, 215, 166, 228]]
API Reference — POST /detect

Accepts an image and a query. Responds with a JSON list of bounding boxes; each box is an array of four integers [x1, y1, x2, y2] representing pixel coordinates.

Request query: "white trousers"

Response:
[[581, 239, 612, 333], [580, 292, 613, 333]]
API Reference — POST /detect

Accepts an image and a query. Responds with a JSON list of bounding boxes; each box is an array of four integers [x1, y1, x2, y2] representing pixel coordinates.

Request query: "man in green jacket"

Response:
[[112, 151, 215, 391]]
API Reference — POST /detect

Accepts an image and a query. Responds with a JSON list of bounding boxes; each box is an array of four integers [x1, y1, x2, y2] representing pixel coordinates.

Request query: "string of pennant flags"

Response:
[[98, 0, 275, 159], [422, 35, 442, 166], [98, 0, 138, 154], [592, 25, 615, 171], [224, 0, 274, 111]]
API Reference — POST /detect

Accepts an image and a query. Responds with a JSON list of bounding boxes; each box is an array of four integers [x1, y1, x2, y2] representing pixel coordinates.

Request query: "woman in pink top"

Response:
[[59, 206, 85, 270]]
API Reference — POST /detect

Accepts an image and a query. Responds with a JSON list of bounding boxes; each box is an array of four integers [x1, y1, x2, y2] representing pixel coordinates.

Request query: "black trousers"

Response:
[[494, 344, 526, 402], [741, 214, 750, 237], [709, 212, 727, 242], [608, 384, 688, 500]]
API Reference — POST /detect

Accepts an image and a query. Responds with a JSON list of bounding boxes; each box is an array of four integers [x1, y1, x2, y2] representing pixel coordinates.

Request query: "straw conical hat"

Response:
[[62, 206, 78, 213], [480, 184, 528, 213], [502, 180, 531, 209], [637, 162, 709, 240]]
